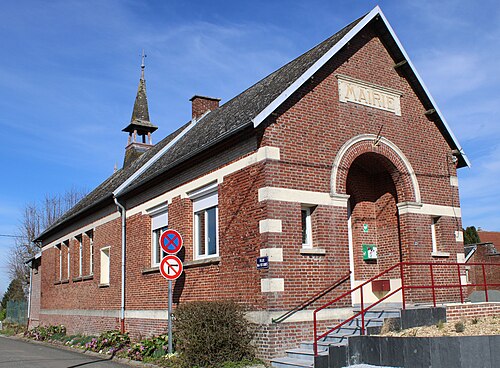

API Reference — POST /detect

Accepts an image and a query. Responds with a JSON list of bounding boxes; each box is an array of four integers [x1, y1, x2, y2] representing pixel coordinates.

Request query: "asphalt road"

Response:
[[0, 336, 130, 368]]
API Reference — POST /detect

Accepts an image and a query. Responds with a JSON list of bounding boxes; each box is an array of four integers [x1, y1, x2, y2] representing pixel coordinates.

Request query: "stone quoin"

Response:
[[28, 6, 472, 361]]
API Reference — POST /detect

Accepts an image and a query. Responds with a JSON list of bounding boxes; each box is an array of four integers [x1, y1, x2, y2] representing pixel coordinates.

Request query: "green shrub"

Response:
[[454, 321, 465, 333], [0, 308, 5, 321], [174, 300, 255, 368], [24, 325, 66, 340], [436, 320, 445, 330], [85, 330, 130, 354], [126, 334, 169, 361]]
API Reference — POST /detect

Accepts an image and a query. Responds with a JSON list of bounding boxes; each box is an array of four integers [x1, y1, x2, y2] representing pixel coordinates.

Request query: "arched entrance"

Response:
[[347, 153, 401, 283], [331, 135, 420, 305]]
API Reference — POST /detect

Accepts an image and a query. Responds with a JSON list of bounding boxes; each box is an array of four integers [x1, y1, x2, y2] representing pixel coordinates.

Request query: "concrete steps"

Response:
[[270, 308, 401, 368]]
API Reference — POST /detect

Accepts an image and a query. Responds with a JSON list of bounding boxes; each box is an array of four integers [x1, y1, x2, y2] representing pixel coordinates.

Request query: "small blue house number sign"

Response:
[[256, 256, 269, 269]]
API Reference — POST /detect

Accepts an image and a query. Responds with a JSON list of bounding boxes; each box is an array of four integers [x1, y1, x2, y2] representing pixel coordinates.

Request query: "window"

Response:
[[431, 217, 440, 253], [57, 244, 62, 280], [150, 208, 168, 266], [87, 230, 94, 275], [76, 235, 83, 277], [64, 240, 70, 279], [100, 247, 110, 285], [301, 207, 313, 248], [190, 183, 218, 259]]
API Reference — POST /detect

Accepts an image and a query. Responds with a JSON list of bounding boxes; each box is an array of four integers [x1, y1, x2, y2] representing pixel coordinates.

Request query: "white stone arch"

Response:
[[330, 134, 421, 203]]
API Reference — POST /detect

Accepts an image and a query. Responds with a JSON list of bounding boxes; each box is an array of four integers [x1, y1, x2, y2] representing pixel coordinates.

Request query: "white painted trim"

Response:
[[259, 219, 282, 233], [450, 176, 459, 187], [41, 212, 120, 253], [397, 202, 461, 217], [331, 134, 421, 203], [455, 230, 464, 242], [261, 278, 285, 292], [252, 6, 381, 128], [375, 8, 470, 167], [251, 5, 469, 167], [246, 307, 353, 324], [299, 248, 326, 255], [41, 307, 354, 323], [260, 248, 283, 262], [113, 116, 204, 197], [431, 251, 450, 258], [258, 187, 349, 207], [40, 309, 120, 318], [130, 146, 281, 217]]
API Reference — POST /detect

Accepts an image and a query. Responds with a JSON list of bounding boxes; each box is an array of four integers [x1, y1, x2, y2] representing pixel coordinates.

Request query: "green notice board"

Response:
[[362, 244, 377, 260]]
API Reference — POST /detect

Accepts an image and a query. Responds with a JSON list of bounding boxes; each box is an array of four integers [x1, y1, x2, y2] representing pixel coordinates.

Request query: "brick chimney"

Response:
[[190, 95, 221, 120]]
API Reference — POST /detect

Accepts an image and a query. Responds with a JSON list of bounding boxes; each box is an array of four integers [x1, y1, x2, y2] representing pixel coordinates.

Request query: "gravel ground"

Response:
[[380, 315, 499, 337]]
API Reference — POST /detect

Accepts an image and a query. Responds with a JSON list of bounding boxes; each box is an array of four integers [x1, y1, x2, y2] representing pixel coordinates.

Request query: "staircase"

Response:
[[270, 308, 401, 368]]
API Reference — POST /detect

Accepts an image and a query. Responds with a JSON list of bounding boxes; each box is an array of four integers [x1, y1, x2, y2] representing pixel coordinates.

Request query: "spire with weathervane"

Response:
[[122, 50, 158, 168]]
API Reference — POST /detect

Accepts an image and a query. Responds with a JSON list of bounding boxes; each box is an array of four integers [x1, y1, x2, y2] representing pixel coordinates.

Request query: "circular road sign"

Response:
[[160, 229, 183, 254], [160, 255, 183, 281]]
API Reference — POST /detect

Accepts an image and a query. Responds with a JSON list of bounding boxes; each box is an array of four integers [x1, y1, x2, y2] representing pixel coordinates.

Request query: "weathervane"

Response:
[[141, 49, 147, 80]]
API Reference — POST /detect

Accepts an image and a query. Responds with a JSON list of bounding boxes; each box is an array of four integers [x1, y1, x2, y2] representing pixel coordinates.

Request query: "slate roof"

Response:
[[122, 78, 157, 133], [37, 7, 469, 242], [36, 16, 362, 242], [119, 17, 363, 194], [37, 122, 189, 240]]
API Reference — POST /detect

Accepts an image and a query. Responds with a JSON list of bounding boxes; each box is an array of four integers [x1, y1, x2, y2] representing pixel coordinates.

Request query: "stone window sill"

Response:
[[185, 257, 221, 268], [53, 280, 61, 285], [83, 274, 94, 281], [72, 276, 83, 283], [142, 266, 160, 275], [98, 283, 110, 288], [61, 279, 69, 284], [431, 251, 450, 258], [300, 248, 326, 256]]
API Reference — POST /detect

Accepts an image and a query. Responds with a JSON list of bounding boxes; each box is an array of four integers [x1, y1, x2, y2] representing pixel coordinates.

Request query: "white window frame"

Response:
[[87, 230, 94, 275], [58, 244, 62, 280], [148, 204, 169, 267], [100, 246, 111, 285], [64, 240, 70, 279], [301, 206, 313, 248], [431, 217, 439, 253], [76, 235, 83, 277], [189, 182, 219, 260]]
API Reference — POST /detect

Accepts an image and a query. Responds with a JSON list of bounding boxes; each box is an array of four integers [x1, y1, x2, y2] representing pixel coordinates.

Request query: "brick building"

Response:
[[32, 7, 470, 359]]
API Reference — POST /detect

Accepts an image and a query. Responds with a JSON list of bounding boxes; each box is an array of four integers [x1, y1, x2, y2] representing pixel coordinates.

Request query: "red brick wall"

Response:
[[446, 302, 500, 321], [37, 24, 467, 361]]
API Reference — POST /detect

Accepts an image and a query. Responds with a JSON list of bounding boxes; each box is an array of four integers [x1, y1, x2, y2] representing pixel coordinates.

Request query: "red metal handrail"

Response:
[[313, 261, 499, 356], [272, 271, 351, 323]]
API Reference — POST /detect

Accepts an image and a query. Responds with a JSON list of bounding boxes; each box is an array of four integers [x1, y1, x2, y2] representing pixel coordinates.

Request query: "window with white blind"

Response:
[[189, 183, 219, 259], [151, 209, 168, 266]]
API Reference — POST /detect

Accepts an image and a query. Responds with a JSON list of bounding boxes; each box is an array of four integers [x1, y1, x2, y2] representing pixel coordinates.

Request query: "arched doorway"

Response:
[[346, 152, 402, 305]]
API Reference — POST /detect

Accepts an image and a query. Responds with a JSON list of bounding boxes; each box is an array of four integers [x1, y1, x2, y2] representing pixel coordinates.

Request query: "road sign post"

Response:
[[159, 229, 184, 355]]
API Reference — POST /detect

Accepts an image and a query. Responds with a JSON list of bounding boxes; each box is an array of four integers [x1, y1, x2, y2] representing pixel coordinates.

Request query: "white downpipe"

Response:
[[114, 197, 126, 332]]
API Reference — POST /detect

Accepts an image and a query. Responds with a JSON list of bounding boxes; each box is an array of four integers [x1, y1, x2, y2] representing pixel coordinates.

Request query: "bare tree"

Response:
[[8, 187, 87, 288]]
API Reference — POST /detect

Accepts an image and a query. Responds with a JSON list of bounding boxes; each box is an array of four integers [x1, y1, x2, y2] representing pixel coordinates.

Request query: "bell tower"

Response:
[[122, 50, 158, 168]]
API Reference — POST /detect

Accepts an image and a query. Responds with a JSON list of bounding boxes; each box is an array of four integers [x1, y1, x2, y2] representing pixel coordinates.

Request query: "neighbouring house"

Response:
[[30, 6, 471, 360], [464, 230, 500, 302]]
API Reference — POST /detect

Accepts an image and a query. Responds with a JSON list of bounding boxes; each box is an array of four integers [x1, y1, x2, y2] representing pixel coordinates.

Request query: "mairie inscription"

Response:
[[336, 74, 402, 116]]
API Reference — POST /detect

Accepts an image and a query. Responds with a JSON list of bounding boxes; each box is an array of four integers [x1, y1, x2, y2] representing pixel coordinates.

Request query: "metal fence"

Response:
[[6, 300, 27, 325]]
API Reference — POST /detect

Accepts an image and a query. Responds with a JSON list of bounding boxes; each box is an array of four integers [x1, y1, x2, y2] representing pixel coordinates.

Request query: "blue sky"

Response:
[[0, 0, 499, 295]]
